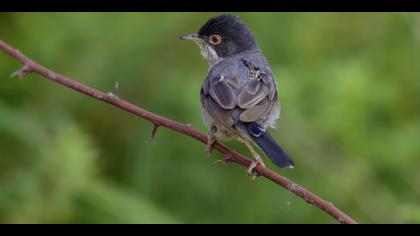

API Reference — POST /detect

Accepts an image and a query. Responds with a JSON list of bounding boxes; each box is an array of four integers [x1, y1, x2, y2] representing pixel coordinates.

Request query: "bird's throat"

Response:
[[196, 41, 222, 69]]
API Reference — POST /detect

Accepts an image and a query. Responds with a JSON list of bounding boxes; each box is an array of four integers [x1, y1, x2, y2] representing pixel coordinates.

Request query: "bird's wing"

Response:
[[200, 75, 236, 128], [201, 57, 278, 127]]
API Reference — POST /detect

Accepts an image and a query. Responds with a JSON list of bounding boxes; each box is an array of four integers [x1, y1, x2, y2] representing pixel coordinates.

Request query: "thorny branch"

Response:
[[0, 39, 357, 224]]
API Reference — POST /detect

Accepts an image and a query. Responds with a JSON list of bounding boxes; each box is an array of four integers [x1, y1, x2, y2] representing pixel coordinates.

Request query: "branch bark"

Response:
[[0, 39, 357, 224]]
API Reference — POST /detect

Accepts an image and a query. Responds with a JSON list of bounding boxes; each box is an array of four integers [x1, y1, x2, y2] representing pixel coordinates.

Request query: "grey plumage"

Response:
[[181, 14, 294, 170], [201, 51, 276, 127]]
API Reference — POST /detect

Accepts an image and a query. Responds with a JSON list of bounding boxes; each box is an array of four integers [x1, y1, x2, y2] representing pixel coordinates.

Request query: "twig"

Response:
[[0, 39, 357, 224]]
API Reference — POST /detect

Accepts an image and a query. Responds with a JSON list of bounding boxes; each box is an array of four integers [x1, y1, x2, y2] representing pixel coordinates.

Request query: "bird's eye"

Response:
[[209, 35, 222, 45]]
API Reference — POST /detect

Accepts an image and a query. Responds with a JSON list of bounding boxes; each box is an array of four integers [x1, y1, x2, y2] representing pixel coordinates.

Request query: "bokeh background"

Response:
[[0, 13, 420, 224]]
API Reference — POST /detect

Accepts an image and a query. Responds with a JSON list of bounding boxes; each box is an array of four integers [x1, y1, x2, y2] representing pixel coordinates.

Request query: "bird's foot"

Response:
[[247, 161, 258, 176], [205, 135, 216, 156], [215, 154, 235, 165], [204, 141, 215, 156], [247, 155, 265, 181]]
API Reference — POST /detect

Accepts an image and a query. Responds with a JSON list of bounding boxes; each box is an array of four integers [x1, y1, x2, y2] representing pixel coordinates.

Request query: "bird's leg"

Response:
[[241, 139, 266, 177], [205, 123, 219, 155], [205, 132, 216, 155]]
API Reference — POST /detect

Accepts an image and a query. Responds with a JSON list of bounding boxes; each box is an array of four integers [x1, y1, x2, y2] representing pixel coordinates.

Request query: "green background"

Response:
[[0, 13, 419, 223]]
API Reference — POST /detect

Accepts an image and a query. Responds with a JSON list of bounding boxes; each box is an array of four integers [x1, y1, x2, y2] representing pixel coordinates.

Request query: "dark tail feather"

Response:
[[242, 122, 295, 169]]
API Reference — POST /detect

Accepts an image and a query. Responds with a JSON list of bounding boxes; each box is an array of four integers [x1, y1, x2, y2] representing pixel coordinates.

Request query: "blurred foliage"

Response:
[[0, 13, 419, 223]]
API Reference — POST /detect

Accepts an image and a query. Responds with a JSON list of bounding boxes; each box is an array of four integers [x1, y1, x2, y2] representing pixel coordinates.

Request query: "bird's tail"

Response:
[[240, 122, 295, 169]]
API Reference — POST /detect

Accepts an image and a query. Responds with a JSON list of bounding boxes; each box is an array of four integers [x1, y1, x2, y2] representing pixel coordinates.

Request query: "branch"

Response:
[[0, 39, 357, 224]]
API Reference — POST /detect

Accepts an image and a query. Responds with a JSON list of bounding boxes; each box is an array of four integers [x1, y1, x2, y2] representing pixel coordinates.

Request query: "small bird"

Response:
[[180, 14, 294, 175]]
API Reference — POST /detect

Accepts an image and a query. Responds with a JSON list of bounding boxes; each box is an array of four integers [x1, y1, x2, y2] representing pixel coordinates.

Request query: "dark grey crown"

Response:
[[197, 14, 259, 57]]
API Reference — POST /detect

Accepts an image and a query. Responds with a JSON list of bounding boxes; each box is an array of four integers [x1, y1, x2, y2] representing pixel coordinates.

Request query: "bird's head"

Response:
[[180, 14, 259, 67]]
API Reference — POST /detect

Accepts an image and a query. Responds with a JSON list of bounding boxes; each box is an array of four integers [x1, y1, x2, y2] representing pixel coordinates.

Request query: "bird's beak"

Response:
[[179, 33, 201, 42]]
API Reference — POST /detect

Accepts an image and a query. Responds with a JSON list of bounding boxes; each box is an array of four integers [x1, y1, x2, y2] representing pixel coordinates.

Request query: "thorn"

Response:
[[107, 81, 121, 100], [10, 64, 32, 79], [150, 124, 159, 141], [107, 92, 119, 100], [113, 80, 120, 96], [215, 154, 235, 165]]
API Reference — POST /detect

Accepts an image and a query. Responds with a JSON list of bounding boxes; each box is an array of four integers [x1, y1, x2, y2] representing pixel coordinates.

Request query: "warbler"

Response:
[[180, 14, 294, 175]]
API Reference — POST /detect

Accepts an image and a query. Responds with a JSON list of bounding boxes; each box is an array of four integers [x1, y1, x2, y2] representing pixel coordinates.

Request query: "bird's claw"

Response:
[[247, 160, 258, 176], [215, 155, 235, 165], [247, 156, 265, 181], [205, 135, 216, 156], [205, 142, 214, 155]]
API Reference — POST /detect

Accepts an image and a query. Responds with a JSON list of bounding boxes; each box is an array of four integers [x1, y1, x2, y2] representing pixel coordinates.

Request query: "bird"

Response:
[[179, 14, 295, 176]]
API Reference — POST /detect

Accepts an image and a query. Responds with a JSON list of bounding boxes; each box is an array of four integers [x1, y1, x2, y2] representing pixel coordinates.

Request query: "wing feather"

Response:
[[209, 79, 237, 109], [200, 55, 278, 130]]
